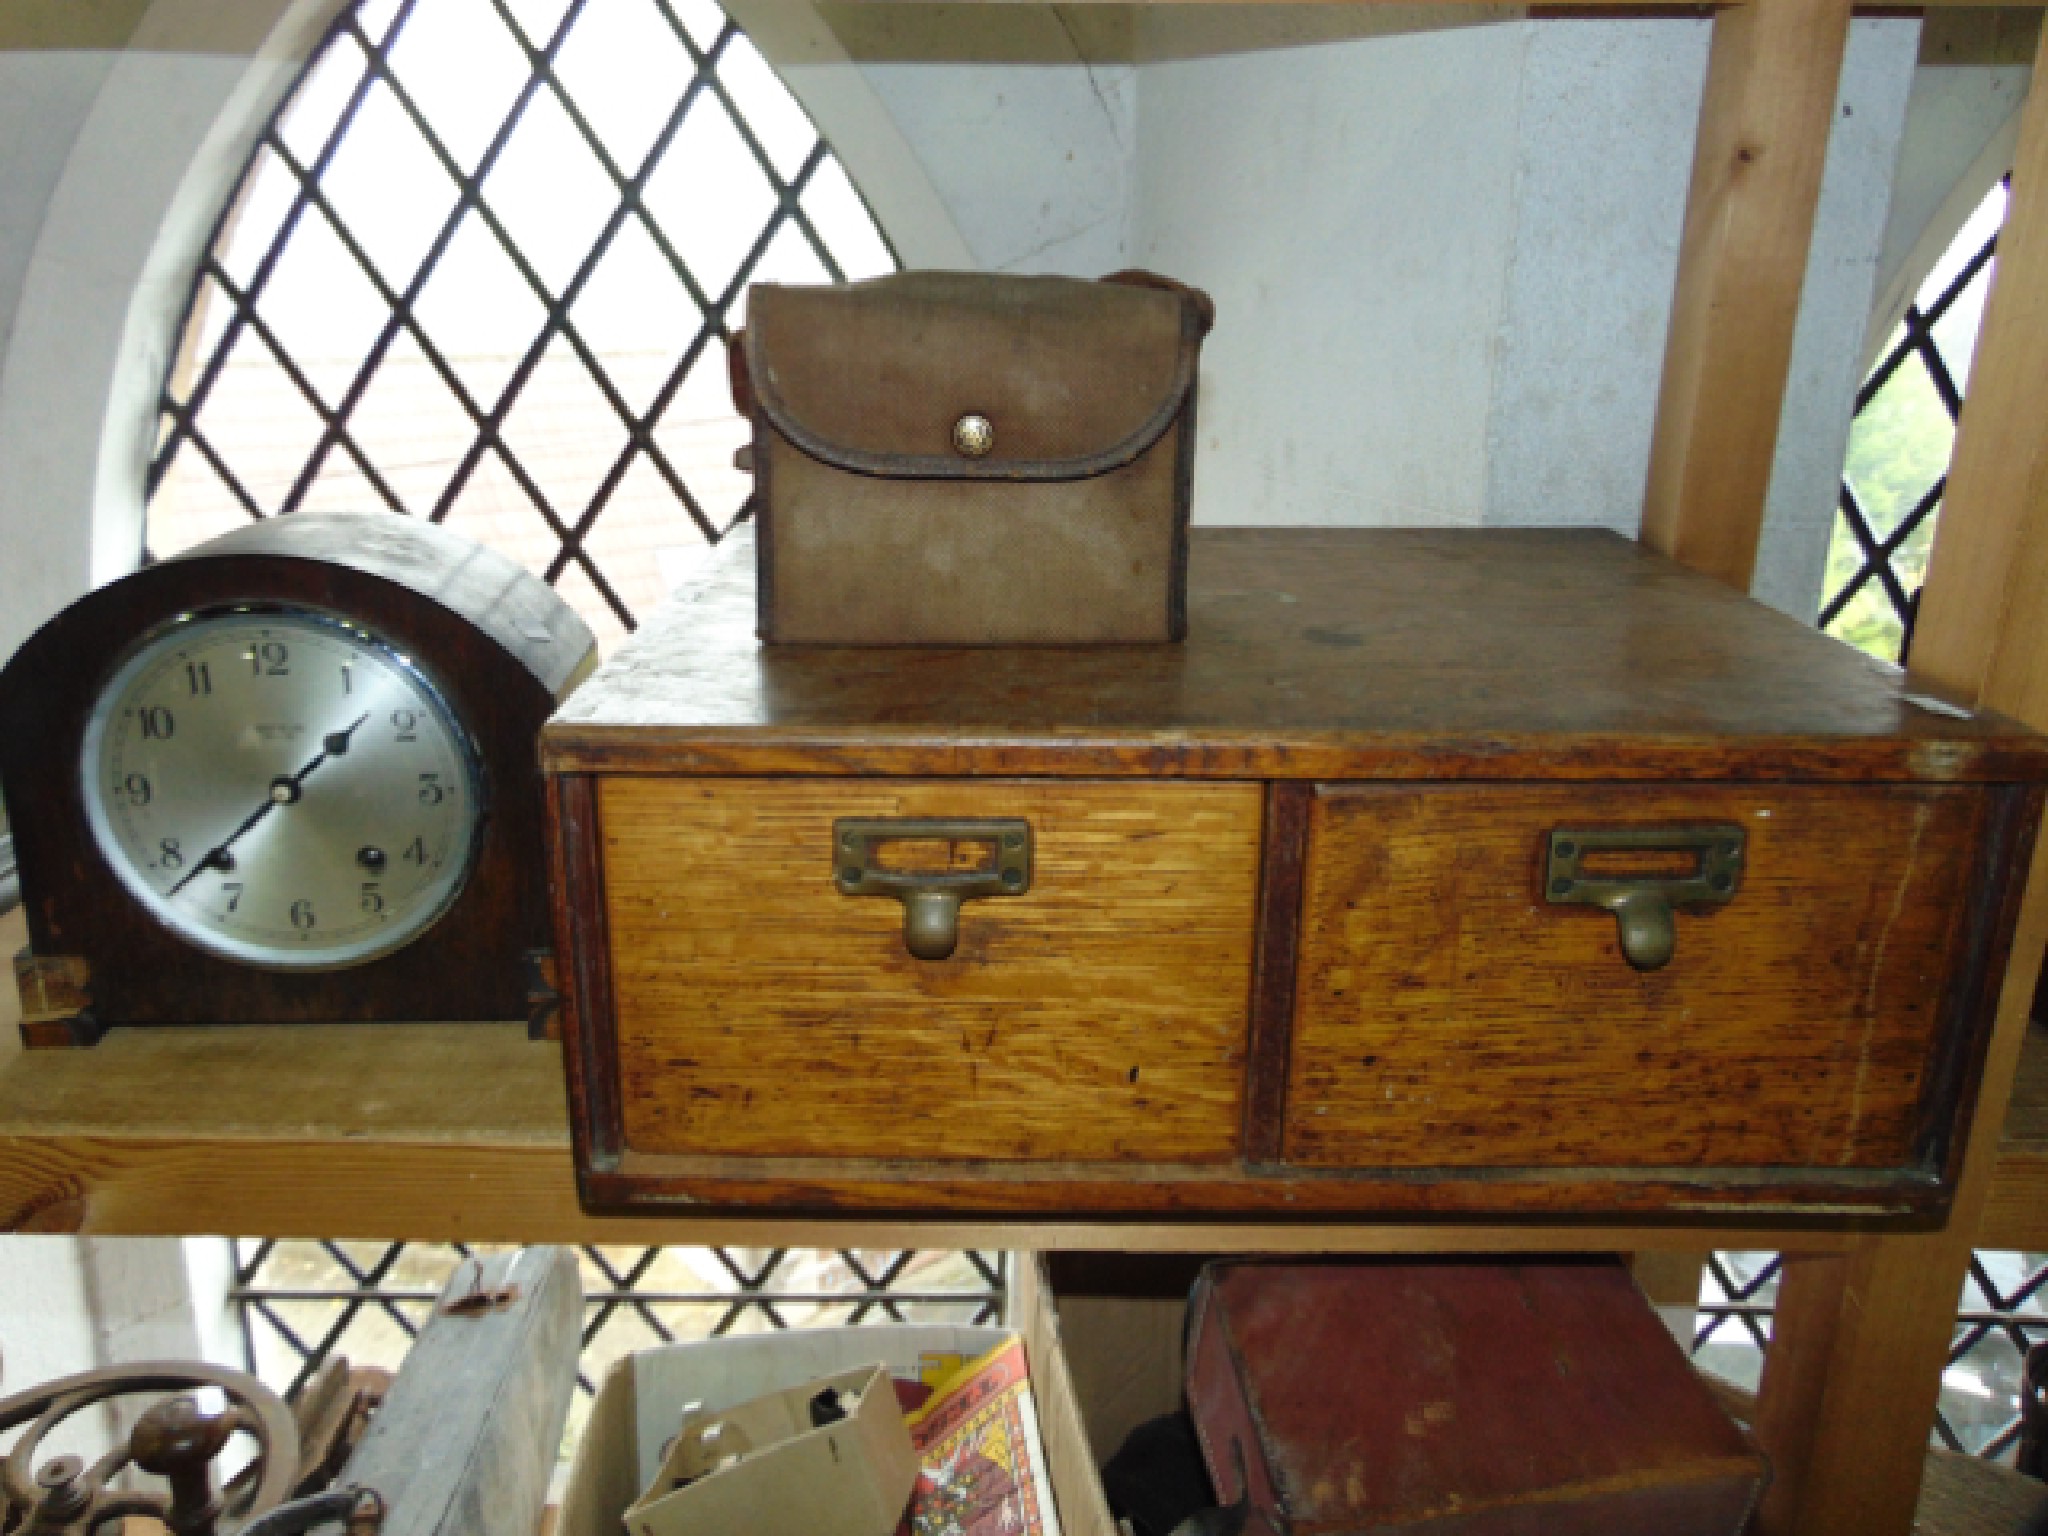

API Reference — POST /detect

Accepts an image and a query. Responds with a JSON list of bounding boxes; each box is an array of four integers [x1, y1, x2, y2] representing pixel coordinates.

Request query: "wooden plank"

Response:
[[1640, 0, 1854, 589], [341, 1249, 580, 1536], [1910, 29, 2048, 717], [1982, 1017, 2048, 1244], [0, 1129, 1894, 1252], [1756, 31, 2048, 1536], [544, 529, 2047, 784]]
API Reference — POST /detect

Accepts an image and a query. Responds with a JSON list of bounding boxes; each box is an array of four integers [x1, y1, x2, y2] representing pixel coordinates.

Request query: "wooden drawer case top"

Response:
[[544, 530, 2048, 1220], [545, 528, 2048, 784]]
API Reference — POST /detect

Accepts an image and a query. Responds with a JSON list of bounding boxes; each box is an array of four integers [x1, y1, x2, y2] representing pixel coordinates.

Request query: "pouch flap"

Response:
[[744, 271, 1204, 481]]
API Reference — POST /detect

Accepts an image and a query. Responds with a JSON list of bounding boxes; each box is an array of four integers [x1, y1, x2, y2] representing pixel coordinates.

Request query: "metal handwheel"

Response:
[[0, 1363, 299, 1536]]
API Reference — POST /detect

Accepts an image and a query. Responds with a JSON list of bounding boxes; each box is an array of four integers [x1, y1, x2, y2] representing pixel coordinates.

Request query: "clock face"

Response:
[[79, 608, 485, 970]]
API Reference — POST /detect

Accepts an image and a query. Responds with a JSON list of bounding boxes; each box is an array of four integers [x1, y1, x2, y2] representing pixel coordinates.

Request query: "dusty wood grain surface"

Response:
[[544, 529, 2048, 783], [1287, 783, 1983, 1172], [1640, 0, 1854, 589], [600, 777, 1261, 1162]]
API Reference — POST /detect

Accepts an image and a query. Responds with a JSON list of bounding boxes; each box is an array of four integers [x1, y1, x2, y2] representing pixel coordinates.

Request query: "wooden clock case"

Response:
[[0, 512, 597, 1046]]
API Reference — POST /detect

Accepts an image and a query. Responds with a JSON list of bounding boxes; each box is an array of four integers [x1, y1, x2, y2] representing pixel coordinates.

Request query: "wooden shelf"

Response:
[[8, 907, 2044, 1252]]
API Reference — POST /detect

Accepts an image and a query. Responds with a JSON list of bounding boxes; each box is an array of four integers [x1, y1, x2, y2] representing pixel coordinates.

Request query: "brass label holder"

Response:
[[1544, 824, 1745, 971], [833, 818, 1033, 961]]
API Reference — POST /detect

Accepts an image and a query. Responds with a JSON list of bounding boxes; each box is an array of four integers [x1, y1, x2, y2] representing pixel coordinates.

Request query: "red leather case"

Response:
[[1184, 1259, 1766, 1536]]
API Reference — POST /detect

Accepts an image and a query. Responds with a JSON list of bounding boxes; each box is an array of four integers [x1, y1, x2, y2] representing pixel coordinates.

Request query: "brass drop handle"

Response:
[[1544, 825, 1745, 971], [834, 818, 1032, 961]]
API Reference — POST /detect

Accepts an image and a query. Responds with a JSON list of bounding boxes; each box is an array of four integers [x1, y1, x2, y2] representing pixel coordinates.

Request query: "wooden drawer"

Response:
[[1285, 782, 1992, 1175], [594, 777, 1262, 1163]]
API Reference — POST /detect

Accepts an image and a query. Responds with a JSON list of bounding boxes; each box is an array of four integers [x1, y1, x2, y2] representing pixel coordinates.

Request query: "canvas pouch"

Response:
[[730, 269, 1214, 645]]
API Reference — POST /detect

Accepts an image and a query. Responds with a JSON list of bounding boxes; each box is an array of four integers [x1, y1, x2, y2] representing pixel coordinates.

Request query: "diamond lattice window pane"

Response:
[[345, 333, 479, 511], [168, 275, 239, 401], [151, 442, 261, 552], [193, 328, 330, 510], [570, 214, 706, 418], [552, 0, 696, 178], [1843, 362, 1953, 542], [147, 0, 894, 634], [321, 81, 461, 292], [439, 442, 574, 584], [497, 336, 631, 518], [274, 30, 373, 166], [383, 0, 533, 176], [481, 90, 622, 301], [644, 97, 779, 303], [214, 147, 309, 299], [409, 214, 549, 415], [583, 457, 704, 623], [1932, 264, 1995, 387], [718, 35, 820, 184], [652, 348, 749, 525], [748, 218, 834, 290], [503, 0, 575, 51], [804, 160, 895, 282], [670, 0, 731, 53], [252, 204, 393, 410]]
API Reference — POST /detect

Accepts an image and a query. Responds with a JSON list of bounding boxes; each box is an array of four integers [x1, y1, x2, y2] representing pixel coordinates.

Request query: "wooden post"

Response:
[[1910, 30, 2048, 714], [1754, 26, 2048, 1534], [1640, 0, 1854, 589]]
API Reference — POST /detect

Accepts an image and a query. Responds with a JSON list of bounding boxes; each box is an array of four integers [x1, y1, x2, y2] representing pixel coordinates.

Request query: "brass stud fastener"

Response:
[[952, 413, 994, 458]]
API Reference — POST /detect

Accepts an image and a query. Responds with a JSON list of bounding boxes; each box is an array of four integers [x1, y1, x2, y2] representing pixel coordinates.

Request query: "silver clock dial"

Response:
[[81, 609, 483, 970]]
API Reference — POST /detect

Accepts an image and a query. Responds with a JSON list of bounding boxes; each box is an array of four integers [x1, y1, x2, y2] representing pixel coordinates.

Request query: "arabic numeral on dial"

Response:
[[251, 641, 289, 677], [402, 836, 427, 866], [290, 899, 316, 931], [120, 772, 152, 806], [139, 706, 175, 740], [186, 662, 212, 696], [418, 772, 446, 805], [224, 883, 244, 913], [359, 883, 385, 915], [156, 837, 182, 870], [392, 709, 418, 743]]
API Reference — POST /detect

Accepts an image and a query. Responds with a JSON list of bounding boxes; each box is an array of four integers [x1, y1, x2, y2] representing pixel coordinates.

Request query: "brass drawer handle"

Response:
[[1544, 824, 1745, 971], [833, 818, 1032, 961]]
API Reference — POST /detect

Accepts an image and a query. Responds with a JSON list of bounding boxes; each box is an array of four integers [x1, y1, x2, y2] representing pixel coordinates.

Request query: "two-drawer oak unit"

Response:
[[541, 529, 2048, 1219]]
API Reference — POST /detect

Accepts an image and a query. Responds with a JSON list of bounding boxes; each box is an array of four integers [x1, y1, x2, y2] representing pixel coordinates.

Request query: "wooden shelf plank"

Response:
[[1640, 0, 1853, 590], [8, 849, 2046, 1250]]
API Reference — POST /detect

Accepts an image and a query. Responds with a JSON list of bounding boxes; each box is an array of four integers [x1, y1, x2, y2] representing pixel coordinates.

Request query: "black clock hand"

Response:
[[165, 712, 371, 898]]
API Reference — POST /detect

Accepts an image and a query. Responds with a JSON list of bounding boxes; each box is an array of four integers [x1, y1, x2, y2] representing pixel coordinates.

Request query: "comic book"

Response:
[[895, 1335, 1063, 1536]]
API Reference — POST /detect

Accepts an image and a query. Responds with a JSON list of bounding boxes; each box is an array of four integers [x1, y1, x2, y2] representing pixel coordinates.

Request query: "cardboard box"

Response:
[[555, 1260, 1142, 1536], [624, 1363, 916, 1536]]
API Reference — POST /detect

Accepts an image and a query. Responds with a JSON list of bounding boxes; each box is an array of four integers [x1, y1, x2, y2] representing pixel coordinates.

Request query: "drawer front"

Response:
[[1285, 783, 1986, 1172], [600, 777, 1262, 1162]]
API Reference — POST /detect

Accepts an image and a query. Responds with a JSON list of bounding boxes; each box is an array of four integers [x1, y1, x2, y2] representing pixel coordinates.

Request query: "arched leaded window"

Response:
[[146, 0, 896, 652], [1819, 179, 2007, 665]]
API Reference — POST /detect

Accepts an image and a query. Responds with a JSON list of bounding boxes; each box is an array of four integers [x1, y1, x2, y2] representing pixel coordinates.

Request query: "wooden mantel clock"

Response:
[[0, 511, 597, 1047]]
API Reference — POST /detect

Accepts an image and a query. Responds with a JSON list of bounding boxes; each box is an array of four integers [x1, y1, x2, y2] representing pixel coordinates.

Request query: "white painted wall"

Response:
[[1754, 17, 1921, 622], [1133, 15, 1534, 528], [1868, 58, 2032, 366], [0, 0, 338, 666]]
